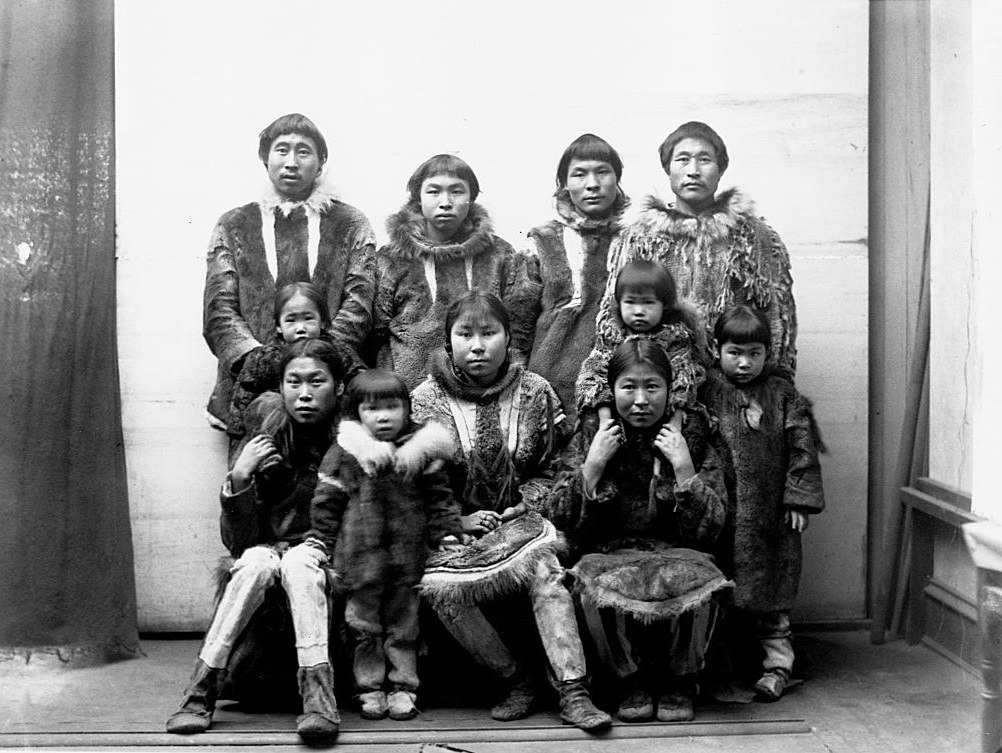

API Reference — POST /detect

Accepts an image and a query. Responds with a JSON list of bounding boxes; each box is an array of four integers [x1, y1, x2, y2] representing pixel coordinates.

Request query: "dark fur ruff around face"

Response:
[[384, 203, 496, 261]]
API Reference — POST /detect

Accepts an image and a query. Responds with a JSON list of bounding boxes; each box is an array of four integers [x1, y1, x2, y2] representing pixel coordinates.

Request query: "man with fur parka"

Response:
[[526, 133, 629, 427], [203, 113, 376, 432], [368, 154, 541, 390], [597, 121, 797, 381]]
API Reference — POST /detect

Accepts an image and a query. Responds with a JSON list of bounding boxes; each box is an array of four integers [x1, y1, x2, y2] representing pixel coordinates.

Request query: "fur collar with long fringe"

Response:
[[259, 172, 339, 218], [384, 203, 496, 261], [627, 187, 755, 243]]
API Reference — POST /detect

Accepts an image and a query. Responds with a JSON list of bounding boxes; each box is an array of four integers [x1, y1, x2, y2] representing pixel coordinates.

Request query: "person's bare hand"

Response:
[[231, 435, 278, 491], [438, 535, 465, 552], [786, 510, 809, 532], [462, 510, 502, 536], [654, 423, 695, 483]]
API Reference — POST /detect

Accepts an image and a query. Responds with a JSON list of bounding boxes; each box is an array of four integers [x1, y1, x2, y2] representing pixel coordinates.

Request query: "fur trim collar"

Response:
[[336, 418, 455, 476], [260, 172, 339, 218], [553, 188, 629, 234], [384, 203, 496, 261], [428, 348, 523, 402], [632, 188, 755, 242]]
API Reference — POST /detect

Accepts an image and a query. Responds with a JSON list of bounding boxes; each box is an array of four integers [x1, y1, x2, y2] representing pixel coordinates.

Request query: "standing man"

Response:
[[203, 113, 376, 441], [598, 121, 797, 380]]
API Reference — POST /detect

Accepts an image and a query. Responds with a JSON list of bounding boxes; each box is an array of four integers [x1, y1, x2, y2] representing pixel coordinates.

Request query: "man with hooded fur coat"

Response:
[[597, 121, 797, 381], [203, 113, 376, 431]]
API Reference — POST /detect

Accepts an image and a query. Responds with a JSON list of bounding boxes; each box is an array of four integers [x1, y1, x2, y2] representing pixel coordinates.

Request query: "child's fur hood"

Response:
[[336, 418, 454, 477], [383, 202, 496, 262]]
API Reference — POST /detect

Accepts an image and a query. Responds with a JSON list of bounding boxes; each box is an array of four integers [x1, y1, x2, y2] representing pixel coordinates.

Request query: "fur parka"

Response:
[[203, 178, 376, 426], [307, 419, 461, 591], [525, 191, 626, 425], [369, 203, 542, 389], [701, 368, 824, 612], [410, 351, 569, 515], [547, 409, 729, 560], [220, 408, 333, 558], [598, 189, 797, 380]]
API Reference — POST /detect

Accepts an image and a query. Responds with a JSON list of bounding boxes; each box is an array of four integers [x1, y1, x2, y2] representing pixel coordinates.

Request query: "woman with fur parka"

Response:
[[525, 134, 628, 426], [203, 113, 376, 432], [598, 121, 797, 381], [368, 154, 541, 390]]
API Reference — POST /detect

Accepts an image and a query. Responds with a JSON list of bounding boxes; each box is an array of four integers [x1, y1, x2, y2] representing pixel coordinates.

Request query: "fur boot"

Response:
[[296, 663, 340, 742], [165, 659, 224, 734]]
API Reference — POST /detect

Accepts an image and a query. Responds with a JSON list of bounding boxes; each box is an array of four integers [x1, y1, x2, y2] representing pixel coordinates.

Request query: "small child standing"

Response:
[[228, 282, 362, 445], [700, 305, 825, 701], [306, 369, 462, 721], [577, 258, 704, 424]]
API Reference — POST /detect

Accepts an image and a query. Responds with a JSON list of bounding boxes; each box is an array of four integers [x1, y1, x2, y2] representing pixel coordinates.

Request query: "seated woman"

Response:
[[410, 290, 611, 731], [166, 340, 348, 743], [547, 339, 731, 723]]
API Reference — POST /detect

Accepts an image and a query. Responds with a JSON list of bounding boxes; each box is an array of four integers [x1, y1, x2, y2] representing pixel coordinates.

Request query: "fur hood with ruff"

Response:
[[383, 203, 497, 262]]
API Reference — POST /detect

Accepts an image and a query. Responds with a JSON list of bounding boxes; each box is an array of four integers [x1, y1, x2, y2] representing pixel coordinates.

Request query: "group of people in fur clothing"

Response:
[[165, 113, 825, 743]]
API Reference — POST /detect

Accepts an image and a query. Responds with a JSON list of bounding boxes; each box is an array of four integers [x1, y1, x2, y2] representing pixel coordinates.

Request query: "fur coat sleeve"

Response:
[[307, 444, 353, 551], [326, 211, 377, 353], [203, 211, 262, 376], [784, 392, 825, 514], [219, 475, 261, 557], [502, 245, 543, 360]]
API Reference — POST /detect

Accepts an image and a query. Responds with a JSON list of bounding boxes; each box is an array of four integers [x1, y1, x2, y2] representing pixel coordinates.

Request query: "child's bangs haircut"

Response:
[[273, 282, 331, 326], [258, 113, 328, 165], [607, 338, 673, 393], [406, 153, 481, 208], [614, 259, 678, 310], [714, 305, 772, 349], [443, 289, 511, 342], [556, 133, 624, 189], [342, 369, 410, 421]]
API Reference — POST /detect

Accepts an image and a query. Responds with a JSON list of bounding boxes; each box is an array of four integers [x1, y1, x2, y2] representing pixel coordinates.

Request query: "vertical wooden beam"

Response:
[[867, 0, 930, 633]]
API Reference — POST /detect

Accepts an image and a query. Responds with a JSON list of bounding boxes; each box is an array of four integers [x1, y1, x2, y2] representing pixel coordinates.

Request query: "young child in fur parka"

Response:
[[305, 369, 462, 722], [368, 154, 541, 390], [699, 305, 825, 702], [576, 259, 705, 428]]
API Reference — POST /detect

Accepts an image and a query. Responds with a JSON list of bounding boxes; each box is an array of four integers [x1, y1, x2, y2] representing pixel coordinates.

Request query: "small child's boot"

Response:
[[358, 690, 388, 720], [387, 689, 419, 721], [165, 659, 224, 734], [296, 663, 341, 742]]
